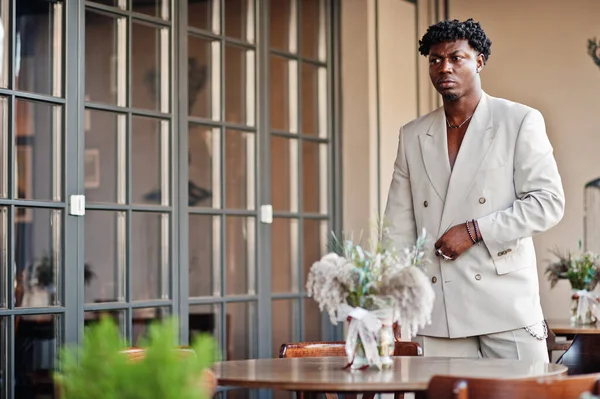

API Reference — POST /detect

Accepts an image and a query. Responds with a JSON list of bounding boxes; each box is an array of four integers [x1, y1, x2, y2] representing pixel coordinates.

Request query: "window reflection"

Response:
[[14, 314, 60, 399], [15, 0, 63, 97]]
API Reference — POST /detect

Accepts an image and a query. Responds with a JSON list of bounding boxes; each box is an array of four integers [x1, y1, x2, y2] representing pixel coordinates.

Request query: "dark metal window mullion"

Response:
[[328, 0, 343, 342], [125, 6, 133, 339], [256, 0, 273, 362], [295, 0, 305, 342], [176, 0, 190, 345]]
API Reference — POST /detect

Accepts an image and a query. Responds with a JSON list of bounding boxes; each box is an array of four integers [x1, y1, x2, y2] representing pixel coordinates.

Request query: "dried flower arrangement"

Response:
[[545, 243, 600, 324], [305, 224, 434, 369], [545, 244, 600, 291]]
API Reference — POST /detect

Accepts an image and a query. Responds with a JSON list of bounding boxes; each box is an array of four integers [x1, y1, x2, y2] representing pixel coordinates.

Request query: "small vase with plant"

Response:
[[545, 242, 600, 325], [306, 222, 435, 370]]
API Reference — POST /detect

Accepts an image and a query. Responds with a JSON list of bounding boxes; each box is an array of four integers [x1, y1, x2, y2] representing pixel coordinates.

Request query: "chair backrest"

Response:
[[427, 373, 600, 399], [120, 346, 197, 362], [278, 341, 422, 358]]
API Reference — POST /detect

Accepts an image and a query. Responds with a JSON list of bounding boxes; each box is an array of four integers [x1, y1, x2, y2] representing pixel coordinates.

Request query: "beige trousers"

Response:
[[414, 325, 549, 363]]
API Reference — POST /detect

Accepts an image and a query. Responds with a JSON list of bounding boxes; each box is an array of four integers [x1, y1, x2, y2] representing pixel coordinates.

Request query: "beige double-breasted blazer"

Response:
[[383, 92, 565, 338]]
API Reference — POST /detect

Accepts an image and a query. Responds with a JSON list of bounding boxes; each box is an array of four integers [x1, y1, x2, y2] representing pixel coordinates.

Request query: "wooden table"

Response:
[[547, 319, 600, 375], [546, 319, 600, 335], [214, 356, 567, 394]]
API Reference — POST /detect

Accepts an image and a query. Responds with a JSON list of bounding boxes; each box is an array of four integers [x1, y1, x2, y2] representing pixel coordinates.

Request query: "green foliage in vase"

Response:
[[545, 242, 600, 291], [54, 316, 218, 399], [588, 37, 600, 69]]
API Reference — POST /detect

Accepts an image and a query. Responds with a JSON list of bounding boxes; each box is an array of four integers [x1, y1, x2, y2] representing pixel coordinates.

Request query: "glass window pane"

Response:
[[300, 0, 322, 60], [84, 310, 126, 338], [15, 99, 62, 202], [301, 63, 318, 136], [270, 56, 291, 132], [302, 141, 327, 213], [189, 0, 213, 31], [131, 22, 169, 112], [271, 218, 298, 293], [0, 317, 6, 399], [15, 1, 63, 97], [303, 298, 322, 342], [132, 307, 170, 345], [226, 302, 256, 360], [0, 207, 6, 308], [85, 110, 126, 204], [85, 211, 126, 304], [132, 117, 169, 206], [225, 217, 255, 295], [189, 215, 219, 297], [132, 0, 170, 20], [189, 304, 221, 351], [14, 209, 62, 308], [271, 136, 296, 212], [225, 130, 254, 210], [131, 212, 169, 301], [188, 35, 216, 119], [270, 0, 293, 52], [225, 45, 250, 125], [85, 11, 126, 106], [302, 219, 327, 287], [0, 1, 9, 88], [189, 125, 219, 208], [14, 314, 61, 399], [272, 299, 298, 357], [224, 0, 253, 42], [0, 96, 7, 198]]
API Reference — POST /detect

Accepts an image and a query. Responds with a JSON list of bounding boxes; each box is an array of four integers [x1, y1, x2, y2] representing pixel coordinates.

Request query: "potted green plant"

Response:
[[54, 316, 218, 399], [545, 243, 600, 325]]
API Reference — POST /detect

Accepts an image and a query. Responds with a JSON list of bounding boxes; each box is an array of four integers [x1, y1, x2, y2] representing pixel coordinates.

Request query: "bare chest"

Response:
[[447, 125, 469, 170]]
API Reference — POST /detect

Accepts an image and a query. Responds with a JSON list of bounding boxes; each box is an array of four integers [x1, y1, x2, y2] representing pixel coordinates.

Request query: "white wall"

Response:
[[450, 0, 600, 319]]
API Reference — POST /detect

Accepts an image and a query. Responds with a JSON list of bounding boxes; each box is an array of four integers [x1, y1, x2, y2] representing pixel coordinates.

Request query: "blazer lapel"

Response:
[[419, 108, 451, 203], [439, 92, 498, 234]]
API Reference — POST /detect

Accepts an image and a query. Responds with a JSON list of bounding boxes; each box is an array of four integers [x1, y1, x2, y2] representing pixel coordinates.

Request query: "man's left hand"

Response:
[[434, 223, 474, 261]]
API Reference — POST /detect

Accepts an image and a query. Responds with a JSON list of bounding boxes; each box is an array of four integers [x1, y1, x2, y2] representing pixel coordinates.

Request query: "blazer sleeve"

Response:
[[477, 109, 565, 262], [383, 127, 417, 251]]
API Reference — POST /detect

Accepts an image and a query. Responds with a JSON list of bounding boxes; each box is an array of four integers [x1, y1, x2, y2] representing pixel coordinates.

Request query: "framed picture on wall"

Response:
[[84, 149, 100, 189]]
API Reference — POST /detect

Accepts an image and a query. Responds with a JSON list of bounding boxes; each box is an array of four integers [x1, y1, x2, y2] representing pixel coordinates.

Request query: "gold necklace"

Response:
[[446, 114, 473, 129]]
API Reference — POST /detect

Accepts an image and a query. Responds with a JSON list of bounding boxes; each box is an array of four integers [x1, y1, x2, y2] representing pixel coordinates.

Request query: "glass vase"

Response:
[[570, 291, 597, 325], [349, 307, 394, 369]]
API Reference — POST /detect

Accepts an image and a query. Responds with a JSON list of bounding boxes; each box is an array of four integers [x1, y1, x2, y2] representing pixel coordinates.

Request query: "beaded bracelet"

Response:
[[465, 221, 477, 244], [472, 219, 480, 243]]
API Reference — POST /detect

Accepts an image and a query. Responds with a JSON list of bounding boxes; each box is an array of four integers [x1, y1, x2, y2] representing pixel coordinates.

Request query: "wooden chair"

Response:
[[545, 319, 573, 362], [279, 341, 422, 399], [426, 373, 600, 399]]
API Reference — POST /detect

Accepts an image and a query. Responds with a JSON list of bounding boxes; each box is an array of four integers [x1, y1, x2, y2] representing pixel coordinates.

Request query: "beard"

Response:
[[442, 93, 458, 101]]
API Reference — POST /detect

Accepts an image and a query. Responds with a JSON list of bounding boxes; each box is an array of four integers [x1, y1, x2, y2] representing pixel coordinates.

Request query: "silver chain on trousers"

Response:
[[524, 320, 548, 341]]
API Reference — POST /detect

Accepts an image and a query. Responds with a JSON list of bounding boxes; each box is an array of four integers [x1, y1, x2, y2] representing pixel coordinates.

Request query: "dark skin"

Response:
[[428, 39, 485, 260]]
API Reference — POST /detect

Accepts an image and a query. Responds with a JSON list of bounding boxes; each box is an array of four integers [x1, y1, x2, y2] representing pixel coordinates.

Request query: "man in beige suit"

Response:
[[383, 19, 565, 362]]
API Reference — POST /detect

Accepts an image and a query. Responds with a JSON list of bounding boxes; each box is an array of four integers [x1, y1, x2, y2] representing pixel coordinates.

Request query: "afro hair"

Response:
[[418, 18, 492, 63]]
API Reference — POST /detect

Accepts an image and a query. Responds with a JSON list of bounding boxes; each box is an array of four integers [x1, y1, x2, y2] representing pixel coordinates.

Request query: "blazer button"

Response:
[[475, 274, 482, 281], [424, 201, 428, 207], [431, 276, 437, 284], [479, 197, 486, 204]]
